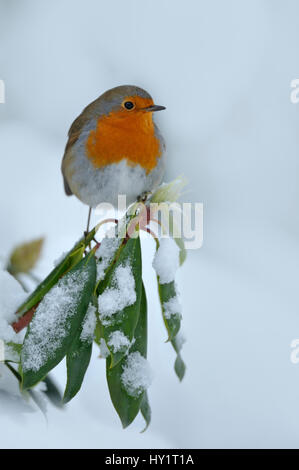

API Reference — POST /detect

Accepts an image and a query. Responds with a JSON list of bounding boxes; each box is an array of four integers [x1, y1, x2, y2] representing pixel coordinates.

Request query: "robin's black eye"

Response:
[[123, 101, 135, 110]]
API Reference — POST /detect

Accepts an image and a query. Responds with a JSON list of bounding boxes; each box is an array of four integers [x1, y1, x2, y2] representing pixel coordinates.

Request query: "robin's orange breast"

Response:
[[85, 108, 162, 173]]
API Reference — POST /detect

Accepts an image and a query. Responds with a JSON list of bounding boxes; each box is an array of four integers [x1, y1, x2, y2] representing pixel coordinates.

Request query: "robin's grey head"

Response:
[[93, 85, 166, 117]]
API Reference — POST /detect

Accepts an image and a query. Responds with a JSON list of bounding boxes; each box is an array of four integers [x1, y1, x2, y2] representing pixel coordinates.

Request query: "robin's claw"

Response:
[[137, 191, 152, 204]]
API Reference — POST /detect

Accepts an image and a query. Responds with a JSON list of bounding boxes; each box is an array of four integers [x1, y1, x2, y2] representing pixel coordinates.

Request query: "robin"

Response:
[[61, 85, 166, 230]]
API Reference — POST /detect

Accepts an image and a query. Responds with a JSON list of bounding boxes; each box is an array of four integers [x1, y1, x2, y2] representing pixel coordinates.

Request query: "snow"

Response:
[[0, 363, 23, 397], [152, 238, 180, 284], [99, 338, 110, 358], [0, 270, 27, 324], [98, 264, 136, 326], [0, 319, 20, 345], [21, 269, 89, 372], [121, 352, 152, 398], [0, 270, 27, 344], [35, 381, 47, 393], [163, 295, 182, 320], [96, 236, 120, 282], [80, 303, 97, 343], [108, 330, 131, 353], [174, 332, 186, 351]]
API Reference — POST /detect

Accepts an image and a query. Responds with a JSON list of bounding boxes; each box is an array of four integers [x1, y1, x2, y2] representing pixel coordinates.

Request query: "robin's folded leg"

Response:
[[137, 191, 152, 204]]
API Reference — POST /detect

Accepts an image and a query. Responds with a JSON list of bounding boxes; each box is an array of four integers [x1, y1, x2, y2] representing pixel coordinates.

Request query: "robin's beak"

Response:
[[143, 104, 166, 112]]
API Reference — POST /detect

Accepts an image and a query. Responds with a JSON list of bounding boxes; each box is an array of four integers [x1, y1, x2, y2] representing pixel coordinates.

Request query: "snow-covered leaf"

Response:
[[97, 235, 142, 368], [154, 239, 186, 381], [106, 283, 150, 429], [16, 229, 96, 317], [153, 237, 180, 285], [21, 254, 96, 389], [157, 280, 182, 341]]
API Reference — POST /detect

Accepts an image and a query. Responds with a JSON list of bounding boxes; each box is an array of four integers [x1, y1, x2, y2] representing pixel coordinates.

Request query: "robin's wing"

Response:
[[61, 99, 100, 197], [61, 118, 82, 197], [64, 111, 88, 154], [62, 173, 73, 196], [61, 112, 91, 197], [61, 153, 73, 196]]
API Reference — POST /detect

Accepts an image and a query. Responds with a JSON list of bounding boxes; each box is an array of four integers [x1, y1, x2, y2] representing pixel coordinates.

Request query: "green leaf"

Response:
[[174, 354, 186, 381], [172, 334, 186, 381], [63, 339, 92, 404], [140, 391, 151, 432], [21, 255, 96, 389], [97, 235, 142, 368], [175, 237, 187, 266], [168, 213, 187, 266], [106, 283, 148, 428], [16, 229, 96, 317], [157, 280, 181, 342], [63, 304, 97, 404]]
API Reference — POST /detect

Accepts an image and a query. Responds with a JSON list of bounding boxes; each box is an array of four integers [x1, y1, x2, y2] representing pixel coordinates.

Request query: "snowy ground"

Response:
[[1, 0, 299, 448]]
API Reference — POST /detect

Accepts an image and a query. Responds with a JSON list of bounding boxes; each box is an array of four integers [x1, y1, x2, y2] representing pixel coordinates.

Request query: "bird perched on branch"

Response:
[[61, 85, 166, 229]]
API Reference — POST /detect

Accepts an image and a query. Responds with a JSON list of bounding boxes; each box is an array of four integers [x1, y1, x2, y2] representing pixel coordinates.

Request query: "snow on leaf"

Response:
[[121, 351, 152, 398], [108, 330, 131, 353], [163, 295, 182, 320], [99, 338, 110, 358], [96, 236, 121, 282], [98, 264, 136, 326], [22, 269, 89, 372], [21, 255, 96, 390], [152, 238, 180, 285], [80, 303, 97, 344]]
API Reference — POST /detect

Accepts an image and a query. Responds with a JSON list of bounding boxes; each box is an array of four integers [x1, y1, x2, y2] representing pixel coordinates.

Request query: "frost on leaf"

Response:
[[98, 264, 136, 326], [21, 269, 89, 372], [80, 303, 97, 343], [121, 352, 152, 398]]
